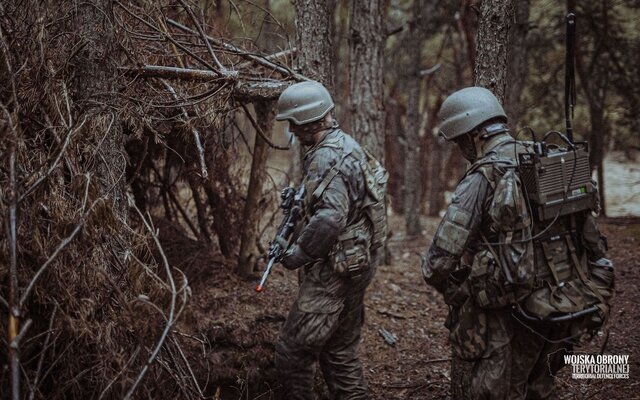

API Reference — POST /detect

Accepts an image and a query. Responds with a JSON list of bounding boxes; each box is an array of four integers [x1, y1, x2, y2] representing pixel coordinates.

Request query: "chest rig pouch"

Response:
[[307, 137, 386, 279], [329, 218, 371, 279]]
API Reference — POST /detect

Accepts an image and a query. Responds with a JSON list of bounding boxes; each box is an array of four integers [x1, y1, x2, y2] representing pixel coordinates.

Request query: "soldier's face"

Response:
[[289, 123, 318, 146], [454, 133, 478, 162]]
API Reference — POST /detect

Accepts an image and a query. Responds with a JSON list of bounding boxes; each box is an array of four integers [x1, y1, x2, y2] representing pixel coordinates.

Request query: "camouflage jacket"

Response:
[[281, 128, 368, 269], [421, 132, 607, 298]]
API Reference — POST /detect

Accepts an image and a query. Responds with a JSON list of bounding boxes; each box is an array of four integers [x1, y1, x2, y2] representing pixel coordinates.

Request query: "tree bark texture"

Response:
[[72, 0, 125, 211], [384, 92, 405, 212], [293, 0, 336, 90], [348, 0, 386, 161], [474, 0, 516, 103], [505, 0, 530, 129], [237, 101, 276, 277], [424, 96, 447, 216], [403, 0, 427, 236]]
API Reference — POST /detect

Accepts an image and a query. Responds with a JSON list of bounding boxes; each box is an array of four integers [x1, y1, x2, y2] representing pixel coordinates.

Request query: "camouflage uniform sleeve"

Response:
[[281, 148, 352, 269], [421, 172, 491, 293], [582, 213, 608, 261]]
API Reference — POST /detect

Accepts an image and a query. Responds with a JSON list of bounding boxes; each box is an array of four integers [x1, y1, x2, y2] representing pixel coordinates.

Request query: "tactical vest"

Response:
[[306, 132, 388, 278], [466, 142, 612, 334]]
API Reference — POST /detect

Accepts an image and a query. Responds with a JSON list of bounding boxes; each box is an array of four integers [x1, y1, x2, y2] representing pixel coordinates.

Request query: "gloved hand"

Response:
[[279, 244, 315, 270], [273, 237, 290, 260]]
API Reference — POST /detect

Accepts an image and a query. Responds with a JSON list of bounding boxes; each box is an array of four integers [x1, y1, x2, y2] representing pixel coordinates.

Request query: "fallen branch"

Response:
[[235, 47, 297, 70], [123, 65, 290, 100], [167, 18, 308, 81], [240, 103, 290, 150]]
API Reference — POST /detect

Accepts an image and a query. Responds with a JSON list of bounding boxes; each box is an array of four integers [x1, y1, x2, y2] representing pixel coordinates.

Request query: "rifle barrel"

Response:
[[255, 258, 275, 292]]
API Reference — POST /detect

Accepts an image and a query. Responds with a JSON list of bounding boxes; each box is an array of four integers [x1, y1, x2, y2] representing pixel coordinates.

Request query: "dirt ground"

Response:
[[176, 127, 640, 400], [175, 212, 640, 400]]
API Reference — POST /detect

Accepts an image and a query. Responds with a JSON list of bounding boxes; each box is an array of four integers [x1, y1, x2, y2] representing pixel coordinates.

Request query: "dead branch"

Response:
[[420, 63, 442, 76], [116, 0, 228, 75], [122, 65, 290, 100], [161, 80, 208, 179], [19, 176, 94, 309], [8, 134, 19, 400], [177, 0, 227, 73], [9, 319, 33, 349], [235, 47, 297, 70], [28, 304, 57, 400], [124, 206, 178, 400], [18, 116, 87, 203], [166, 18, 307, 81], [240, 103, 290, 150], [171, 336, 203, 397], [98, 346, 141, 400]]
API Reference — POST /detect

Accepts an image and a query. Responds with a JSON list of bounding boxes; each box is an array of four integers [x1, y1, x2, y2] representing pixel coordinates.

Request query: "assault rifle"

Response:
[[255, 184, 305, 292]]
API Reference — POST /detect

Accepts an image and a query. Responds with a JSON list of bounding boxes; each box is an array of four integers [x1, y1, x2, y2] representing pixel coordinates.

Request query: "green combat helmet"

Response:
[[438, 86, 507, 141], [275, 81, 335, 125]]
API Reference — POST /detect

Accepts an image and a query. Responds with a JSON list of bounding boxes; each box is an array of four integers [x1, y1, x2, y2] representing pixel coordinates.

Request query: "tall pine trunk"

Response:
[[474, 0, 516, 102], [403, 0, 427, 236], [348, 0, 385, 160]]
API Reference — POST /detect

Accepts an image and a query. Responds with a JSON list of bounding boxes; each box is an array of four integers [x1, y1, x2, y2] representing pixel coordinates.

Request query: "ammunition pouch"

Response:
[[329, 219, 370, 279], [469, 250, 516, 309]]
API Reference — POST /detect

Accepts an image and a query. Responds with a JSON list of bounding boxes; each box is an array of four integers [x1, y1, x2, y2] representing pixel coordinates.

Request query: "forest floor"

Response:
[[169, 148, 640, 399], [174, 213, 640, 400]]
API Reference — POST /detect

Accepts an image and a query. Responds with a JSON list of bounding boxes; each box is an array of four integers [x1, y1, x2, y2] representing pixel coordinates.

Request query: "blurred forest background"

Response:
[[1, 0, 639, 399]]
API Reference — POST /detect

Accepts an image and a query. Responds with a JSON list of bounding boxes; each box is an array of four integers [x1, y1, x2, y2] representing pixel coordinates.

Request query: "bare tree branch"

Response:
[[240, 103, 290, 150], [161, 80, 208, 179], [167, 18, 308, 81], [177, 0, 227, 72], [124, 206, 178, 400]]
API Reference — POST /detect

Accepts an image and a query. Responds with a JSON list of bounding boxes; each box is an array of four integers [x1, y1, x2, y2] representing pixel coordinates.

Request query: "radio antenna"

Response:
[[565, 13, 577, 143]]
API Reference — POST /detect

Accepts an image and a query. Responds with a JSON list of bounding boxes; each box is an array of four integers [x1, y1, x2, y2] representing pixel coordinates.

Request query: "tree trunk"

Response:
[[293, 0, 336, 90], [385, 89, 406, 213], [72, 0, 126, 212], [570, 0, 611, 216], [290, 0, 337, 185], [403, 0, 427, 236], [474, 0, 516, 102], [237, 101, 276, 277], [505, 0, 530, 129], [348, 0, 386, 161], [426, 96, 446, 216]]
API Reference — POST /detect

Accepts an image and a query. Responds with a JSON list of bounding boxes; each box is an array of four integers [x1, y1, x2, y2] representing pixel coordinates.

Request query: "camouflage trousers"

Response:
[[275, 261, 375, 400], [450, 309, 572, 400]]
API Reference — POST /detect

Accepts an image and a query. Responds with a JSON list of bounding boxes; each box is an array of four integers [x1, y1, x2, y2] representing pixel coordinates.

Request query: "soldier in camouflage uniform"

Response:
[[273, 81, 385, 400], [421, 87, 610, 399]]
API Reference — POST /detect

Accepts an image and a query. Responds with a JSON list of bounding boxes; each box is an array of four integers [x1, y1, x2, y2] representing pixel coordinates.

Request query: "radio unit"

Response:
[[518, 142, 596, 221]]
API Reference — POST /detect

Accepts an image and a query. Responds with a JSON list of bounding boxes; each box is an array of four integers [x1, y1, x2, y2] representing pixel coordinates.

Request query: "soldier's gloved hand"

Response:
[[273, 237, 290, 261], [279, 244, 314, 270]]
